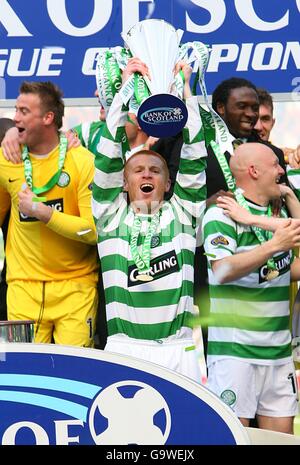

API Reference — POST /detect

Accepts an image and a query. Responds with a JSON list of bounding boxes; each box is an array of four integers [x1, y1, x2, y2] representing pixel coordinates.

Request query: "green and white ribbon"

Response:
[[188, 41, 233, 155], [22, 134, 68, 195], [210, 140, 278, 279], [173, 41, 230, 152], [95, 47, 123, 112], [96, 46, 148, 115], [172, 42, 192, 99], [130, 211, 160, 281], [114, 46, 140, 114]]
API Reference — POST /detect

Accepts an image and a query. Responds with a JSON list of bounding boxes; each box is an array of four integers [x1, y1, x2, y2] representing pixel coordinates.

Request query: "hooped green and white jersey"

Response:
[[72, 120, 105, 153], [286, 165, 300, 200], [92, 93, 207, 341], [203, 201, 293, 366]]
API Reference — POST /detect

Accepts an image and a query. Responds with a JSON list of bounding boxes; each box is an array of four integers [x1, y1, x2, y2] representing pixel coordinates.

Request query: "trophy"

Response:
[[121, 19, 188, 137]]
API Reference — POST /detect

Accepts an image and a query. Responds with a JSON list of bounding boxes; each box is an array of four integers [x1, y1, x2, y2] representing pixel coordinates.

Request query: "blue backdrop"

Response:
[[0, 0, 299, 99]]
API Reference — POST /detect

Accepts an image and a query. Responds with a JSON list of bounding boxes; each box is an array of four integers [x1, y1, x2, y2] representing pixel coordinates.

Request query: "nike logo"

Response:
[[8, 178, 19, 183]]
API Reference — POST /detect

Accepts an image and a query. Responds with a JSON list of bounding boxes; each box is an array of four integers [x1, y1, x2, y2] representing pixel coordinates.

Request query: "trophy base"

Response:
[[0, 320, 35, 343], [137, 94, 188, 137]]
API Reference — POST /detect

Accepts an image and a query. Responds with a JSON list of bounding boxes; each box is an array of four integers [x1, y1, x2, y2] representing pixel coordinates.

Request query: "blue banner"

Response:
[[0, 0, 299, 100], [0, 344, 249, 445]]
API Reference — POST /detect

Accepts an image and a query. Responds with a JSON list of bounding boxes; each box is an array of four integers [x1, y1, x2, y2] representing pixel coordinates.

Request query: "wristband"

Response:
[[32, 197, 47, 202]]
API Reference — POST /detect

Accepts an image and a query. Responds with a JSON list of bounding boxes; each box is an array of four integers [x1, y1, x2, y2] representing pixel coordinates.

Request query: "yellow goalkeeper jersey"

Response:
[[0, 144, 98, 283]]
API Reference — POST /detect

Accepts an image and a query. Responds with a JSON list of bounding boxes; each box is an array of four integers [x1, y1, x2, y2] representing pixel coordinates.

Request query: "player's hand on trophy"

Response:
[[122, 57, 150, 84]]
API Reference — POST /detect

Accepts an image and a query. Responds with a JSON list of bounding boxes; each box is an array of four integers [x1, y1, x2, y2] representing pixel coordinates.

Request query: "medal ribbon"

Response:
[[190, 41, 233, 155], [210, 139, 277, 275], [130, 212, 160, 275], [22, 134, 68, 195]]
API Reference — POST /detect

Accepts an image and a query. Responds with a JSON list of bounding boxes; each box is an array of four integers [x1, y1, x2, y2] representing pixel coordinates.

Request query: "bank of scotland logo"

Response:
[[89, 381, 171, 445], [137, 93, 188, 137], [173, 108, 182, 116]]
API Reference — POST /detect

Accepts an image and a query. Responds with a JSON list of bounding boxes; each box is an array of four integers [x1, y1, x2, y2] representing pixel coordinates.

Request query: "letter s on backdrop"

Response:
[[186, 0, 226, 33]]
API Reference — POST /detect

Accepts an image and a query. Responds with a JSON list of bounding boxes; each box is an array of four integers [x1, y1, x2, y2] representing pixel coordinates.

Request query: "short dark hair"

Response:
[[19, 81, 64, 129], [0, 117, 15, 144], [212, 77, 257, 112], [256, 87, 274, 113]]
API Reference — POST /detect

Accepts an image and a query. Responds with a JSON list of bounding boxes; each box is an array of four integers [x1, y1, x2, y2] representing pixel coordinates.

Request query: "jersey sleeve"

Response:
[[202, 205, 237, 261], [286, 165, 300, 200], [172, 96, 207, 224], [92, 93, 128, 226], [72, 121, 104, 150], [72, 123, 88, 147], [46, 149, 97, 245]]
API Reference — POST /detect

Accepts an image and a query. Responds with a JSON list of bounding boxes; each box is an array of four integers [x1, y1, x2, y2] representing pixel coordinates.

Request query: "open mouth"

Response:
[[241, 120, 253, 127], [17, 127, 25, 134], [140, 183, 154, 193]]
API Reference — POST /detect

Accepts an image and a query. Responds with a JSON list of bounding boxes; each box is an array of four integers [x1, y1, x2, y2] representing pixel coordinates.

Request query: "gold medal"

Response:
[[138, 273, 153, 282], [266, 269, 279, 281]]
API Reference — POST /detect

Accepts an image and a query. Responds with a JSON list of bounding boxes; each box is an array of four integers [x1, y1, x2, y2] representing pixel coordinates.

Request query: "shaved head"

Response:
[[229, 142, 284, 205], [230, 143, 276, 180]]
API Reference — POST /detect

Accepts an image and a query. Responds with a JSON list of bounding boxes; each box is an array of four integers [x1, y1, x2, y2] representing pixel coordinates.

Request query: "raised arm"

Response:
[[92, 58, 149, 225], [172, 63, 207, 221]]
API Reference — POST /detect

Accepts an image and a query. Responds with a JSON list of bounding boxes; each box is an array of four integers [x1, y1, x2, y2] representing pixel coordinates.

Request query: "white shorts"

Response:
[[207, 359, 299, 418], [105, 335, 202, 383]]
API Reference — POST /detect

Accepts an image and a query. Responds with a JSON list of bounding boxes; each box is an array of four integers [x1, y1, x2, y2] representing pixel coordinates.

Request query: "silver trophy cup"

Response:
[[122, 19, 187, 137]]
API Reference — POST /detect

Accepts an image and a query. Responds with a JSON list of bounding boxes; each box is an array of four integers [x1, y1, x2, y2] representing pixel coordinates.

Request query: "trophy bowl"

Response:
[[122, 19, 187, 137]]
